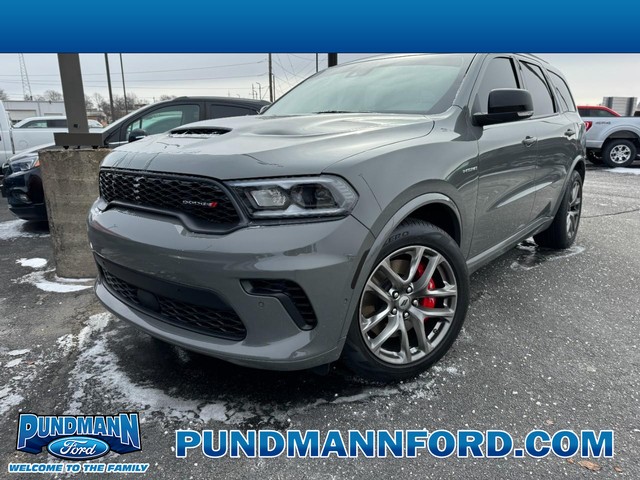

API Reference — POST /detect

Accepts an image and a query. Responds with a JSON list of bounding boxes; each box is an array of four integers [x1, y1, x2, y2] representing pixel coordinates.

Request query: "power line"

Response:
[[0, 59, 267, 77]]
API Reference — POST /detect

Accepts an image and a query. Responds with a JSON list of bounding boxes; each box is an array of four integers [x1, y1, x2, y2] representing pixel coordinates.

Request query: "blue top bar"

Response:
[[3, 0, 640, 52]]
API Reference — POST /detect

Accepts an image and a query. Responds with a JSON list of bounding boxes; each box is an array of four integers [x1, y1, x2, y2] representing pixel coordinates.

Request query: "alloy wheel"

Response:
[[359, 246, 459, 365], [566, 180, 582, 238], [610, 144, 632, 164]]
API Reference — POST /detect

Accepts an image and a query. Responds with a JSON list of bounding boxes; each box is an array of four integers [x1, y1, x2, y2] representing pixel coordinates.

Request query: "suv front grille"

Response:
[[99, 168, 241, 227], [100, 265, 246, 341]]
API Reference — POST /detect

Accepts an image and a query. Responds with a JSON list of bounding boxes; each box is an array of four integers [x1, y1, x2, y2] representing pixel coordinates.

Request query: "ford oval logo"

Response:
[[47, 436, 110, 460]]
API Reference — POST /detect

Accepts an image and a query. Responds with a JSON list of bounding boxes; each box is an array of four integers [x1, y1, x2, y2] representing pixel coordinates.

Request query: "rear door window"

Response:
[[520, 61, 556, 117]]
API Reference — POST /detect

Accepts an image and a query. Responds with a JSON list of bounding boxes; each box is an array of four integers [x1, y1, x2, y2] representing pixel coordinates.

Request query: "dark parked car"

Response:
[[1, 97, 268, 221], [89, 54, 585, 381]]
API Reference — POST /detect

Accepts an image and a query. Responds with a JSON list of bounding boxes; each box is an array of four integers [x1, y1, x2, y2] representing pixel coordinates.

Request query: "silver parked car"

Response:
[[88, 54, 586, 381]]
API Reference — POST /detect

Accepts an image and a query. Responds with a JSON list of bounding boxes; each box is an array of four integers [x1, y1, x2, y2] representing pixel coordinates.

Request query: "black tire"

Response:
[[602, 139, 637, 168], [534, 170, 583, 249], [342, 219, 469, 382], [586, 150, 603, 165]]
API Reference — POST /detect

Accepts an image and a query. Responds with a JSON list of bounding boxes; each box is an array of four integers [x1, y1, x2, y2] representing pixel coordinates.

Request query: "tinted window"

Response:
[[579, 108, 617, 118], [520, 62, 555, 116], [265, 54, 471, 116], [476, 57, 519, 112], [208, 104, 257, 119], [21, 120, 48, 128], [126, 104, 200, 136], [47, 119, 68, 128], [594, 109, 617, 117], [548, 72, 576, 112]]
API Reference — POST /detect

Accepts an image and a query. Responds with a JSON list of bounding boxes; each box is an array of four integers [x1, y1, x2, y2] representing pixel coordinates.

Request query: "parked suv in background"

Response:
[[579, 105, 640, 167], [89, 54, 585, 381], [1, 97, 268, 221]]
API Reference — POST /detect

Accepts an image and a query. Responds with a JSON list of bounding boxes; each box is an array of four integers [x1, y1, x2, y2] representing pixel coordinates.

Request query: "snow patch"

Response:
[[13, 268, 92, 293], [5, 358, 23, 368], [0, 220, 49, 241], [432, 365, 462, 376], [511, 244, 585, 271], [606, 167, 640, 176], [77, 313, 111, 349], [56, 334, 76, 356], [7, 349, 30, 356], [0, 386, 24, 416], [16, 258, 48, 269]]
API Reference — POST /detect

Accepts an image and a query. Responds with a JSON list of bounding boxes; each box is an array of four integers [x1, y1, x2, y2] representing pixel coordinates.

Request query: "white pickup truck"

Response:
[[0, 102, 101, 164], [578, 105, 640, 167]]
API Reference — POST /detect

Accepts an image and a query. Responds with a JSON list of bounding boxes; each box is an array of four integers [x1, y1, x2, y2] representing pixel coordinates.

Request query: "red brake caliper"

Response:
[[415, 263, 437, 315]]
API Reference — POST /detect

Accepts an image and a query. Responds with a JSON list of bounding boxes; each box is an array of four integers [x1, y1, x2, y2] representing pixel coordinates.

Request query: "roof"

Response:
[[171, 96, 269, 106]]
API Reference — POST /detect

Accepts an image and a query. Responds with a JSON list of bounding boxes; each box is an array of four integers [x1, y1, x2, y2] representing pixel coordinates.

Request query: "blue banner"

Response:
[[2, 0, 640, 52]]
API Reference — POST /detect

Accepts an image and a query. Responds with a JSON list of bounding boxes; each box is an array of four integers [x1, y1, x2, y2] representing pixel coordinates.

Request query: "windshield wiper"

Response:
[[312, 110, 358, 114]]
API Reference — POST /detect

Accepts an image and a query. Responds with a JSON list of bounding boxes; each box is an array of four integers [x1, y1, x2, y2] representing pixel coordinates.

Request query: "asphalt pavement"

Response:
[[1, 165, 639, 479]]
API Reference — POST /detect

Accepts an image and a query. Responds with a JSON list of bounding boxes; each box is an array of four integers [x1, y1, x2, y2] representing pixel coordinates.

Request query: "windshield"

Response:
[[264, 54, 471, 116]]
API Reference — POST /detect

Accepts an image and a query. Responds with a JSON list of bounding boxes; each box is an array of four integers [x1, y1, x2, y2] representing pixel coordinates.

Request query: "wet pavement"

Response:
[[1, 165, 639, 479]]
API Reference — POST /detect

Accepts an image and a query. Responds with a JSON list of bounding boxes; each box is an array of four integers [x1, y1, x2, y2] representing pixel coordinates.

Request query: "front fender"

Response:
[[337, 192, 464, 345]]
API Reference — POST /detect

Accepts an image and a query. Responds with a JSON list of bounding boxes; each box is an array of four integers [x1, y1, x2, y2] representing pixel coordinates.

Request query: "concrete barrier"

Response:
[[40, 148, 109, 278]]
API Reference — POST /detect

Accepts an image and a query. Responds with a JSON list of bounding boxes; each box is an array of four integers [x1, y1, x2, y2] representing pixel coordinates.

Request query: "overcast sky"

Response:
[[0, 53, 638, 106]]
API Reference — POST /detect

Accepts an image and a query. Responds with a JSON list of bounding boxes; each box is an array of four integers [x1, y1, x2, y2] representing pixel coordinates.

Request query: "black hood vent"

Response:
[[168, 127, 231, 138]]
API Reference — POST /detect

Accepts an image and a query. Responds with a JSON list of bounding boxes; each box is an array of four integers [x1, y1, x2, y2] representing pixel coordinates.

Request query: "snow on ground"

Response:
[[61, 313, 453, 426], [511, 241, 585, 272], [606, 167, 640, 176], [16, 258, 48, 269], [7, 349, 30, 356], [13, 258, 93, 293], [0, 219, 49, 241]]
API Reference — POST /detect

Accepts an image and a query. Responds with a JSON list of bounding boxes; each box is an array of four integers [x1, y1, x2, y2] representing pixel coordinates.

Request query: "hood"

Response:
[[102, 113, 435, 179], [9, 142, 55, 162]]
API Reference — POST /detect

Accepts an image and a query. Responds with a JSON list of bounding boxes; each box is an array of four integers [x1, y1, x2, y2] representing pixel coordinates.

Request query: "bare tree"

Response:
[[96, 92, 139, 122], [0, 88, 8, 101], [84, 94, 94, 111], [42, 90, 64, 101], [159, 94, 176, 101]]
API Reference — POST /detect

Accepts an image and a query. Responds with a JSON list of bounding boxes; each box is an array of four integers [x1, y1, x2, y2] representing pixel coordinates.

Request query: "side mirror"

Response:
[[128, 128, 147, 142], [473, 89, 534, 126]]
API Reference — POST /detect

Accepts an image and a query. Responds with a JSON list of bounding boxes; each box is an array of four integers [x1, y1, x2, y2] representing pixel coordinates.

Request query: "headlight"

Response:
[[9, 153, 40, 172], [228, 175, 358, 219]]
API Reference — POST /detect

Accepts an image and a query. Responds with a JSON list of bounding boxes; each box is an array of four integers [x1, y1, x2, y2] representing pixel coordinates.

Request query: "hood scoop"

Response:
[[168, 127, 231, 138]]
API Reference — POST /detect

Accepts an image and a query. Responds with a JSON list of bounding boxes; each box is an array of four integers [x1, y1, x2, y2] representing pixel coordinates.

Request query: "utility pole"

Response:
[[316, 53, 319, 72], [256, 82, 262, 100], [328, 53, 338, 67], [104, 54, 115, 122], [119, 53, 128, 114], [268, 53, 273, 102]]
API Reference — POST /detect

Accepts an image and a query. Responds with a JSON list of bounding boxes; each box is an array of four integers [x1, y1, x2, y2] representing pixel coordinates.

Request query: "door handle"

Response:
[[522, 136, 537, 147], [564, 129, 575, 137]]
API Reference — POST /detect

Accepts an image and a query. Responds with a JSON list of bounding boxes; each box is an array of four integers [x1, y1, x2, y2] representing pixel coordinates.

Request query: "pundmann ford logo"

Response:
[[16, 413, 141, 461]]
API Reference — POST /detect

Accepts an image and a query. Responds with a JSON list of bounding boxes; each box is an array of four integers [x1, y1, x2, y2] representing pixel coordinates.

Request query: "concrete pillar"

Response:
[[40, 149, 110, 278]]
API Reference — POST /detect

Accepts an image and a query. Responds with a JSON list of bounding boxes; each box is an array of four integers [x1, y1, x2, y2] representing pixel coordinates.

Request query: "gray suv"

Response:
[[88, 54, 585, 381]]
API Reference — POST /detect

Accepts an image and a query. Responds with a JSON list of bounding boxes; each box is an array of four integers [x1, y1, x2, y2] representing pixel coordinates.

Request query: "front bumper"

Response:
[[2, 167, 47, 221], [88, 205, 374, 370]]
